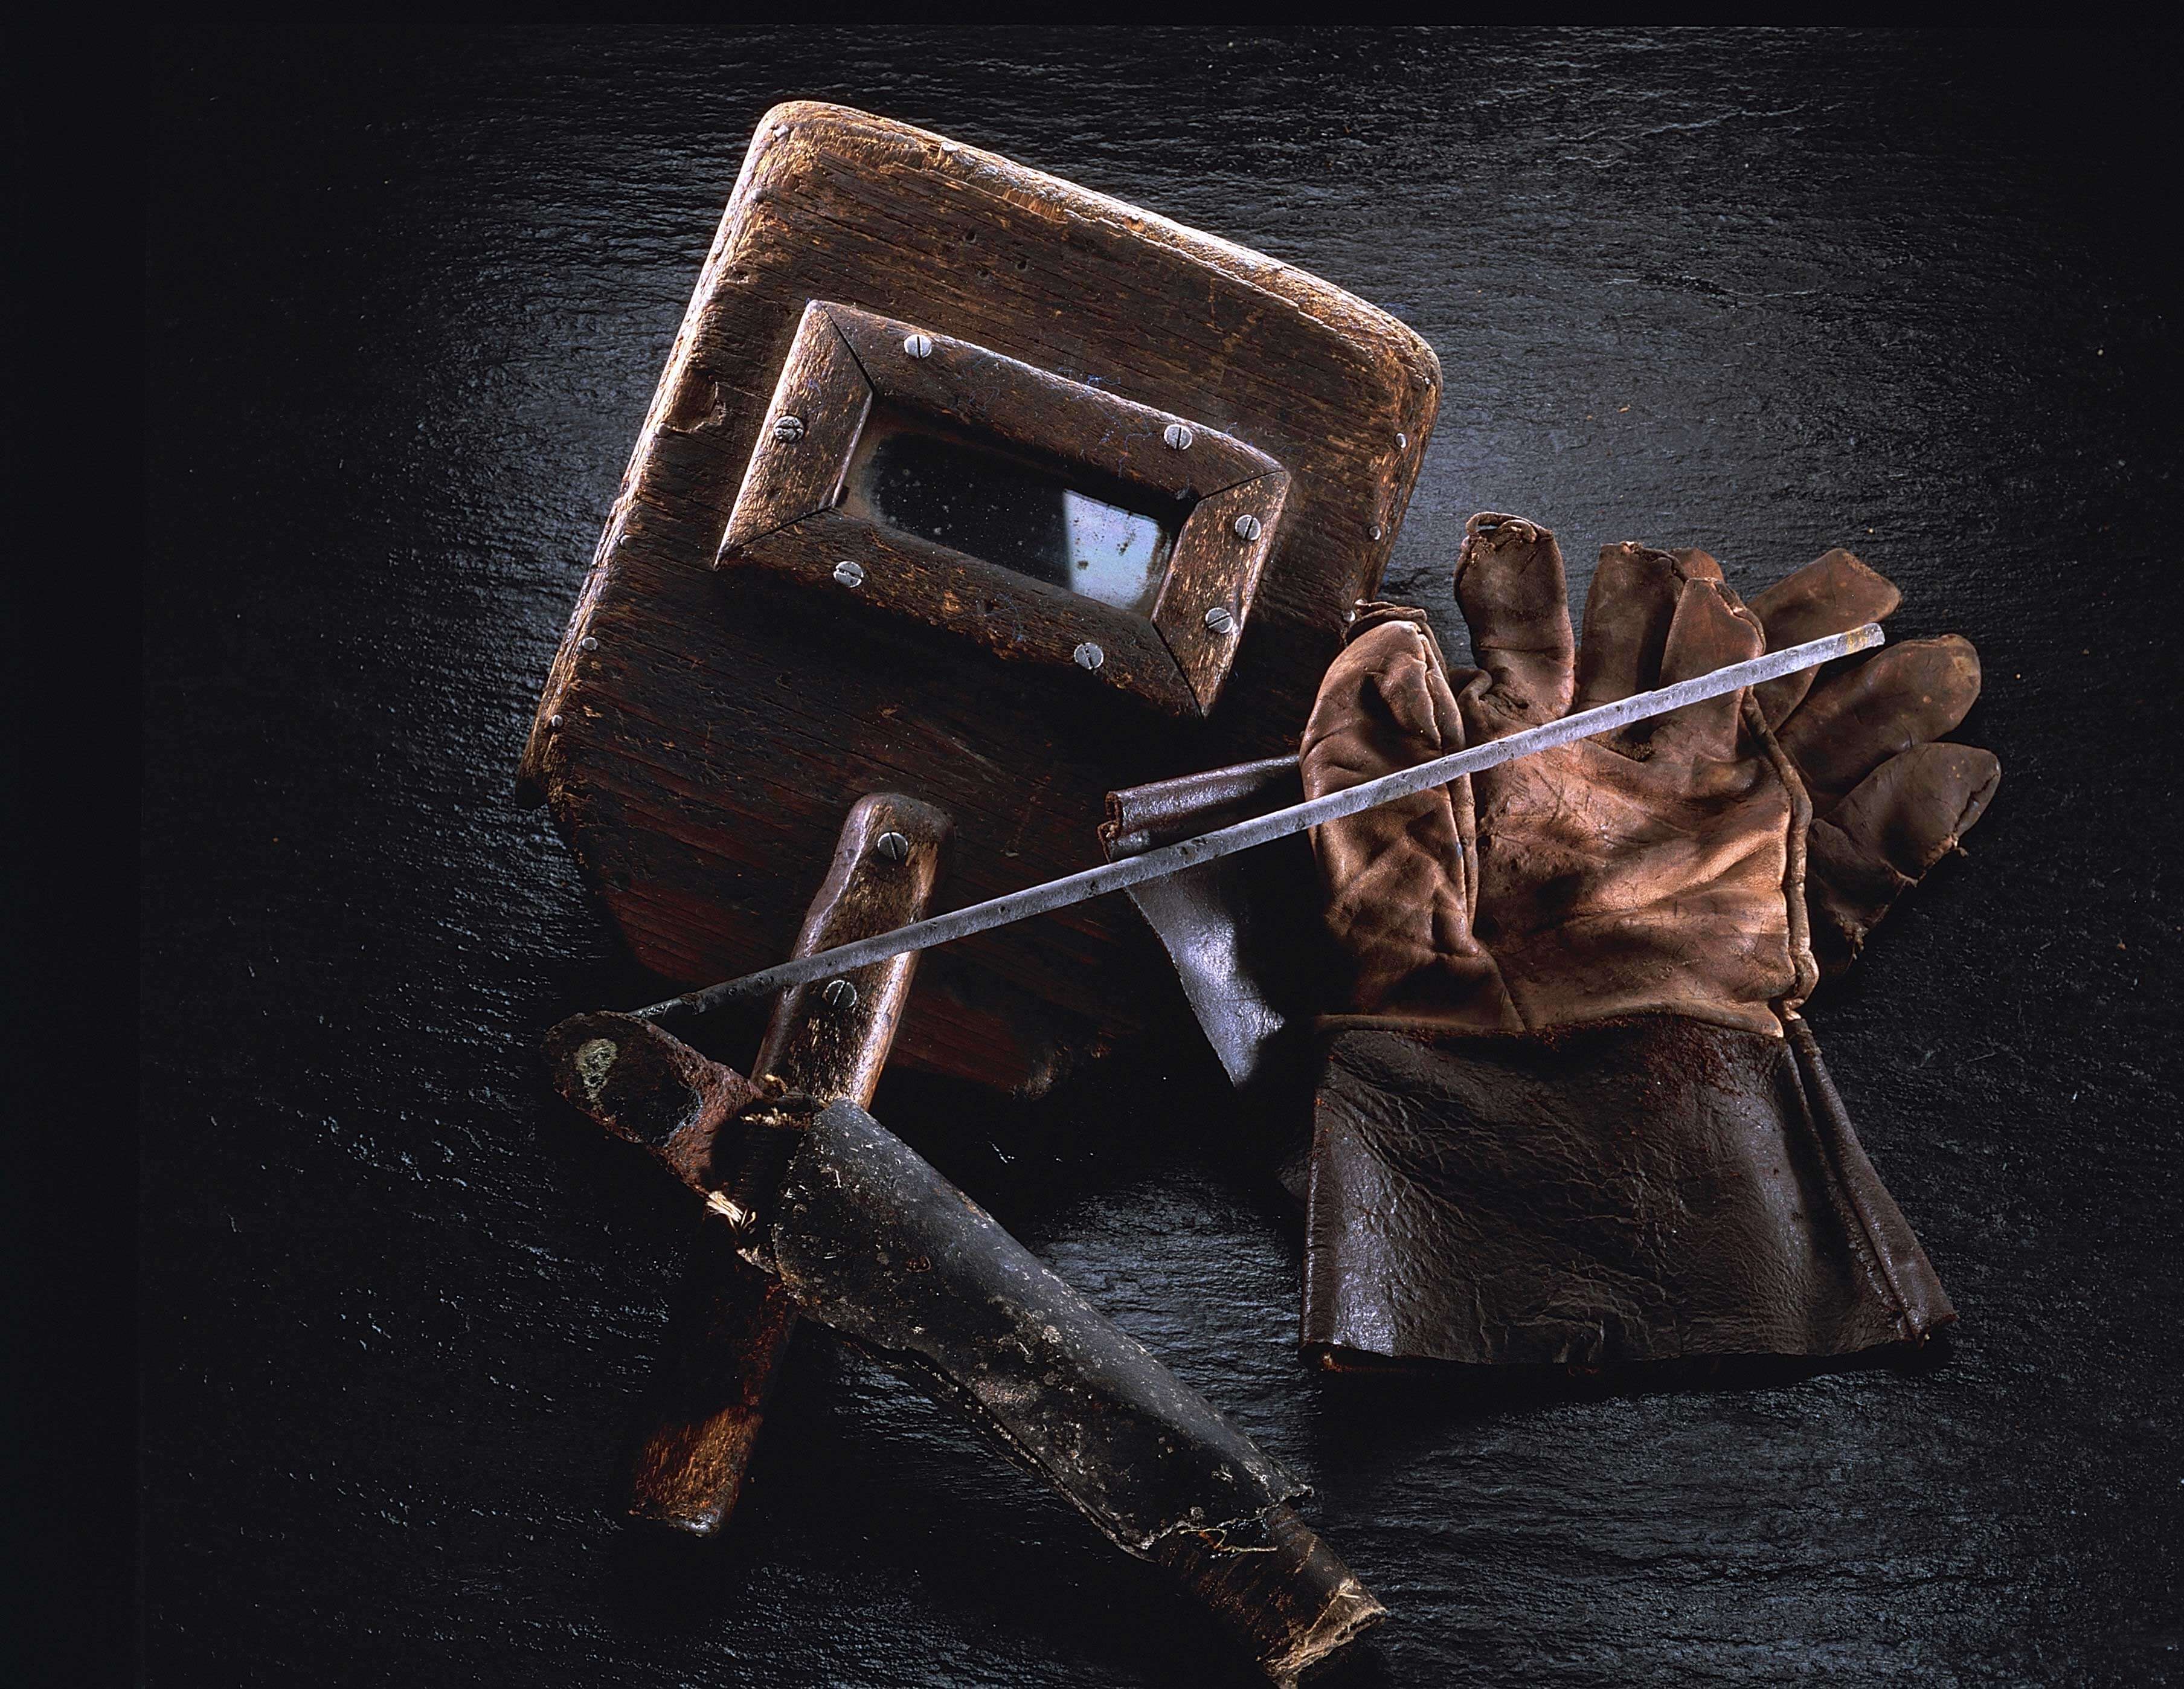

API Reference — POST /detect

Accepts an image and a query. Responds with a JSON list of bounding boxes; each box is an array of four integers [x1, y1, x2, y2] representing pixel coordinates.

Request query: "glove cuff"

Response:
[[1303, 1012, 1953, 1368]]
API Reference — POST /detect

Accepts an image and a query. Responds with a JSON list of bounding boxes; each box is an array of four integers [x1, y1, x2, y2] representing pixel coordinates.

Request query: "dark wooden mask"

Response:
[[522, 103, 1440, 1092]]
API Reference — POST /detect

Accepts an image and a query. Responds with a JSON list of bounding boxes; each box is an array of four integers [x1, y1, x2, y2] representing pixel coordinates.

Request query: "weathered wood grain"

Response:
[[718, 302, 873, 553], [621, 793, 948, 1534]]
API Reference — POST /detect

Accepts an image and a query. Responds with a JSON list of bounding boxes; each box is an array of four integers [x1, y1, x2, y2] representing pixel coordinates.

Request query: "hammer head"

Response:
[[1101, 758, 1332, 1092]]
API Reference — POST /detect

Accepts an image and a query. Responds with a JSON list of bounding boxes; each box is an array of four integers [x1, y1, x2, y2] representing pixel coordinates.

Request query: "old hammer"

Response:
[[545, 793, 1384, 1684]]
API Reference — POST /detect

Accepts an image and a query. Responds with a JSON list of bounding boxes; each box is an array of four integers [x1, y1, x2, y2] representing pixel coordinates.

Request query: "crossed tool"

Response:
[[547, 796, 1381, 1685], [545, 629, 1870, 1682]]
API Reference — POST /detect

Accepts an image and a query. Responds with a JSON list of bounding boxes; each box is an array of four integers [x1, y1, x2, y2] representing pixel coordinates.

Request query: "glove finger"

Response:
[[1642, 577, 1765, 762], [1453, 512, 1574, 736], [1829, 741, 2001, 881], [1778, 634, 1982, 803], [1804, 743, 2000, 982], [1300, 615, 1479, 1011], [1748, 548, 1903, 728], [1573, 542, 1721, 709]]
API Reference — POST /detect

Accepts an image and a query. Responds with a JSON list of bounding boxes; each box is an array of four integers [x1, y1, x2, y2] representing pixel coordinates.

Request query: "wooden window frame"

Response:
[[718, 300, 1290, 718]]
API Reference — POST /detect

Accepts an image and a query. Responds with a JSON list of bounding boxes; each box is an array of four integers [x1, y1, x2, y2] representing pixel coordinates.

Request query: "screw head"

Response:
[[772, 414, 806, 443], [580, 635, 599, 652], [1163, 423, 1195, 451], [1369, 524, 1384, 541], [832, 559, 866, 588], [904, 333, 934, 360], [874, 830, 910, 863], [1232, 513, 1263, 542], [1203, 605, 1235, 635], [821, 977, 858, 1009], [548, 713, 563, 729], [1395, 432, 1408, 449], [1073, 641, 1105, 671]]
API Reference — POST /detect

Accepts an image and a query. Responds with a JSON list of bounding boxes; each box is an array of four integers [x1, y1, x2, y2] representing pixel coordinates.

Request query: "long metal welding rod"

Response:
[[638, 623, 1883, 1018]]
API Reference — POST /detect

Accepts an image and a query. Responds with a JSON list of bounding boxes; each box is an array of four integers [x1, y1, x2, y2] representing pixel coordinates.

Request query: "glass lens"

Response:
[[843, 410, 1175, 616]]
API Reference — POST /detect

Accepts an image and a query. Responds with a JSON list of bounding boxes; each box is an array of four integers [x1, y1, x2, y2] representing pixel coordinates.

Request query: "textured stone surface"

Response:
[[143, 28, 2180, 1686]]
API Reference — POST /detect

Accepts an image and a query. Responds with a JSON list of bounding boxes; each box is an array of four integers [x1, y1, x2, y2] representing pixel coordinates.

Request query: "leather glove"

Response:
[[1296, 512, 1996, 1369]]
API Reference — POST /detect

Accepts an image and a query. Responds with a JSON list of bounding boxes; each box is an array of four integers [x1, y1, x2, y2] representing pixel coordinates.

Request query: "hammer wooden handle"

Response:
[[623, 792, 949, 1534]]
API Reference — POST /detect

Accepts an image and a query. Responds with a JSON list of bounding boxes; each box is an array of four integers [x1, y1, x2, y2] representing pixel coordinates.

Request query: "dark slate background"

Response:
[[139, 28, 2182, 1688]]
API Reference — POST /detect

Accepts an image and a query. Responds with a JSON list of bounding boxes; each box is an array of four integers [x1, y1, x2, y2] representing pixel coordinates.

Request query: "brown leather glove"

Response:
[[1296, 512, 1996, 1369]]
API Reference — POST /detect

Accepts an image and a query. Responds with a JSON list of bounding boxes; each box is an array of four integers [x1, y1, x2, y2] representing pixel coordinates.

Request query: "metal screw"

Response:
[[1369, 524, 1384, 541], [772, 414, 806, 443], [904, 333, 934, 359], [580, 635, 599, 652], [874, 831, 910, 863], [1232, 513, 1262, 542], [833, 559, 866, 588], [1395, 432, 1408, 449], [1073, 641, 1105, 671], [1203, 605, 1235, 635], [821, 978, 858, 1009], [548, 713, 563, 729], [1163, 423, 1195, 451]]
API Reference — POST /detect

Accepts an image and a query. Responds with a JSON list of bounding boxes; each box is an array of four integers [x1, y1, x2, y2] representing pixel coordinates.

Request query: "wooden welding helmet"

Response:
[[521, 103, 1440, 1093]]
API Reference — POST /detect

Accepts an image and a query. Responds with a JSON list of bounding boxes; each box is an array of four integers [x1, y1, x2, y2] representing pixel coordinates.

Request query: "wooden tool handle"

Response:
[[625, 793, 949, 1534], [751, 794, 948, 1098]]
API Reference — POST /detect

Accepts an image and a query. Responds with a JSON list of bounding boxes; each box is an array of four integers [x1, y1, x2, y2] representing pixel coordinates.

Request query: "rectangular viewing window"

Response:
[[840, 407, 1180, 617]]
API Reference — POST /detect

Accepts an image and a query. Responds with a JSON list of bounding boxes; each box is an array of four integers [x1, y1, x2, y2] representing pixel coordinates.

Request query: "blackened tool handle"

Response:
[[767, 1095, 1387, 1685], [623, 792, 948, 1534], [544, 1006, 1384, 1682]]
